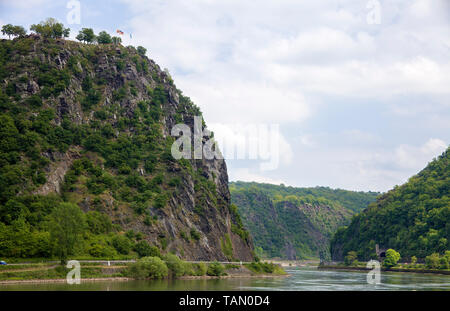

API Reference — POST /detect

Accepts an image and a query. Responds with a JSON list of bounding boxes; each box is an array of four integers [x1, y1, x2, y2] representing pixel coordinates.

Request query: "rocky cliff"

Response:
[[0, 35, 253, 261]]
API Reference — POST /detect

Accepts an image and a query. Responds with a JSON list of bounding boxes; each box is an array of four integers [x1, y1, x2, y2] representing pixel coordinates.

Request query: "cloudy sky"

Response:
[[1, 0, 449, 192]]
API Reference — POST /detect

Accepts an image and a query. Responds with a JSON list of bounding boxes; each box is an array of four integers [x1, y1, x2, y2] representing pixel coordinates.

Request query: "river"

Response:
[[1, 267, 449, 291]]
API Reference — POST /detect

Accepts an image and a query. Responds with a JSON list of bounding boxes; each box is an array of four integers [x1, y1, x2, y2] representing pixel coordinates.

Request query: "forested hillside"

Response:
[[331, 148, 449, 261], [230, 182, 379, 259], [0, 20, 253, 261]]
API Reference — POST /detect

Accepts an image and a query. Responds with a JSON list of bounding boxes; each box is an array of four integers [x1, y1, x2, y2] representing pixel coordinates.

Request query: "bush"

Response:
[[182, 261, 195, 276], [207, 261, 225, 276], [344, 251, 357, 266], [163, 253, 185, 277], [194, 262, 207, 276], [112, 235, 132, 255], [127, 256, 168, 279], [383, 249, 401, 269], [439, 257, 449, 270], [190, 229, 201, 241], [134, 240, 161, 258], [425, 253, 440, 269]]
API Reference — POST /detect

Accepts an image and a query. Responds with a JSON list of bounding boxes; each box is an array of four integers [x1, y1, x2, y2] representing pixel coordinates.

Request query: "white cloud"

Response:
[[229, 168, 289, 186]]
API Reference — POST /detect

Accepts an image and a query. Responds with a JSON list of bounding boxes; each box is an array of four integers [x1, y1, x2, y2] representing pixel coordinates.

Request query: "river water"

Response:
[[1, 267, 449, 291]]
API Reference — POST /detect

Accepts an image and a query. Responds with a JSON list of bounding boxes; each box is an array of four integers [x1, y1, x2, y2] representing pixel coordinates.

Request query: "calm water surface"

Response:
[[1, 267, 449, 291]]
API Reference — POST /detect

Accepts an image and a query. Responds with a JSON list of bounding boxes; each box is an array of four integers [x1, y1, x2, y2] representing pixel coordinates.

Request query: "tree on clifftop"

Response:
[[76, 28, 96, 44], [1, 24, 27, 39], [30, 18, 70, 39]]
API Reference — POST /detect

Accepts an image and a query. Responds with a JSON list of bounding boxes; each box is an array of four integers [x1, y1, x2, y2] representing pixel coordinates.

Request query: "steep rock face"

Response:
[[230, 182, 379, 259], [231, 189, 327, 259], [0, 36, 253, 260]]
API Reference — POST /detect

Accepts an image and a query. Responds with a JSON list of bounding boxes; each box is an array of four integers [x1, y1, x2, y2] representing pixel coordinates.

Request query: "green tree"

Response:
[[137, 46, 147, 56], [112, 235, 132, 255], [383, 249, 401, 269], [30, 18, 69, 39], [112, 36, 122, 45], [163, 253, 185, 277], [76, 28, 96, 44], [425, 253, 441, 269], [207, 261, 226, 276], [344, 251, 358, 266], [97, 31, 112, 44], [134, 240, 160, 258], [410, 256, 417, 266], [439, 256, 449, 270], [1, 24, 26, 39], [48, 203, 86, 264], [127, 256, 168, 279]]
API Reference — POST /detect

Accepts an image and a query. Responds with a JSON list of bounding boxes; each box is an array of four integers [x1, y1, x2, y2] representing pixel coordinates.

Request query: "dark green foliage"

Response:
[[97, 31, 112, 44], [331, 148, 450, 260], [76, 28, 96, 43], [134, 240, 160, 258], [137, 46, 147, 56], [344, 251, 358, 266], [190, 229, 201, 241], [1, 24, 26, 39], [111, 235, 132, 255]]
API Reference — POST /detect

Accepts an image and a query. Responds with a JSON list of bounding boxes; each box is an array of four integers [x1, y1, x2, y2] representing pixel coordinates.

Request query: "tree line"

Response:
[[2, 18, 147, 55]]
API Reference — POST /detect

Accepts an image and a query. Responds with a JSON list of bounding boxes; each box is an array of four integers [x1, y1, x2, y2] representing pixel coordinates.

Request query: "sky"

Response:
[[1, 0, 449, 192]]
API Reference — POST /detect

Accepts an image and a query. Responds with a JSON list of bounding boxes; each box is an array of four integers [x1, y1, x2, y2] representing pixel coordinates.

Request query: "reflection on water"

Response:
[[1, 267, 449, 291]]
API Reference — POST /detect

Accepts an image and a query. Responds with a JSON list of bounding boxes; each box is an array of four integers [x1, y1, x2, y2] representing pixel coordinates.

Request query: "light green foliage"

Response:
[[127, 256, 168, 279], [425, 253, 441, 269], [245, 262, 285, 275], [48, 203, 86, 263], [194, 262, 207, 276], [163, 253, 185, 277], [383, 249, 401, 268], [206, 261, 226, 276], [221, 234, 233, 260]]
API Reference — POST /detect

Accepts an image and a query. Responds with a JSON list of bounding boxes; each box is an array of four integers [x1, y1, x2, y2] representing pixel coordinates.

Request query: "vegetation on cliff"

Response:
[[0, 19, 253, 261], [230, 181, 379, 259], [331, 148, 449, 261]]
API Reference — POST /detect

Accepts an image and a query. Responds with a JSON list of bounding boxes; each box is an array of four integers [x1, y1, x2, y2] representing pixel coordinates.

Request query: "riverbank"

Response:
[[0, 270, 289, 285], [0, 261, 287, 284], [318, 264, 450, 276]]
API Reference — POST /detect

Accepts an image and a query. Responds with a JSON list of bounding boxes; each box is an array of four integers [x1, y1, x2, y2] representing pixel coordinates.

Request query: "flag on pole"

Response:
[[116, 30, 124, 35]]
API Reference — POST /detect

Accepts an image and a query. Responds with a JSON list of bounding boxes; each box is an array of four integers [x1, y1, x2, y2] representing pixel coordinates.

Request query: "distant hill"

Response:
[[230, 182, 379, 259], [331, 148, 449, 261]]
